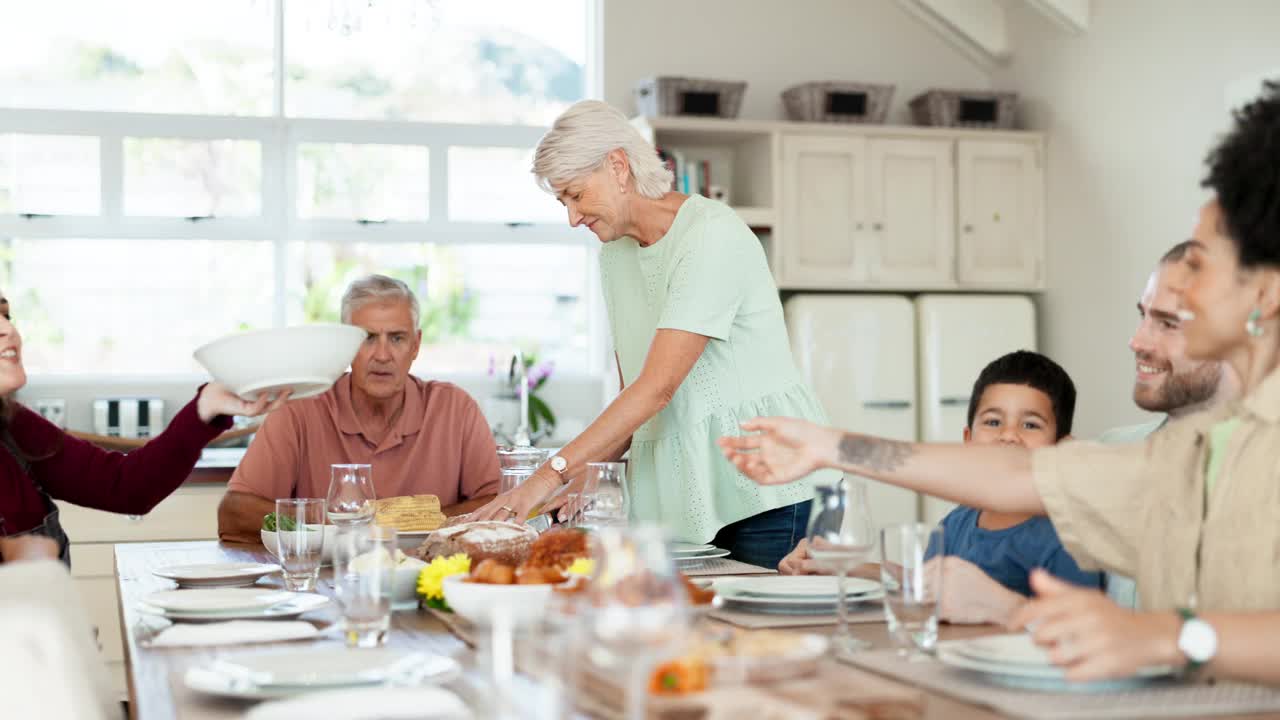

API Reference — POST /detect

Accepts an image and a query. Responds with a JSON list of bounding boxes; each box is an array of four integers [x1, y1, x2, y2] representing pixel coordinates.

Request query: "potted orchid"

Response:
[[488, 352, 557, 445]]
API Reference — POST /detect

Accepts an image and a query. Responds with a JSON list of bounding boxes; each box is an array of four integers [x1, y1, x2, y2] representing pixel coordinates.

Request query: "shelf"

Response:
[[732, 206, 775, 228]]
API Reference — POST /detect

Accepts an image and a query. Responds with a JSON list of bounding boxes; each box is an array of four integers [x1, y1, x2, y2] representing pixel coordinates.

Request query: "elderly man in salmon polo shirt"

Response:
[[217, 274, 501, 543]]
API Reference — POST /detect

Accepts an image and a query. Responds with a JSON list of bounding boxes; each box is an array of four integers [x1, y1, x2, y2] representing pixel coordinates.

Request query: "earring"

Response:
[[1247, 308, 1265, 337]]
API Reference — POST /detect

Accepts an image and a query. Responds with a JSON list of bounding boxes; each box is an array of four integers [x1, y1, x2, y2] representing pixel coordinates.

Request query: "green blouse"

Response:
[[599, 194, 838, 543]]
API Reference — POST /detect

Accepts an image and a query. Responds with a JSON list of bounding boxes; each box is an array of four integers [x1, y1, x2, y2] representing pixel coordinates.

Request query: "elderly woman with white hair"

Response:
[[474, 100, 837, 569]]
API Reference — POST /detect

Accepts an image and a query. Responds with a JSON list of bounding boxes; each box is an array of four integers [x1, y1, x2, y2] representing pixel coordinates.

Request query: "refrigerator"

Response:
[[784, 293, 1036, 528]]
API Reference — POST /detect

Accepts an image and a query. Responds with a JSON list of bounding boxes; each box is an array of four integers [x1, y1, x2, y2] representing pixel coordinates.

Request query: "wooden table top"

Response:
[[113, 541, 1015, 720]]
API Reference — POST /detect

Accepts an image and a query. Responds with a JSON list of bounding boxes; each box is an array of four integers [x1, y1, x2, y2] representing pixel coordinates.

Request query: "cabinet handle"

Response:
[[863, 400, 912, 409], [963, 224, 974, 233], [873, 222, 884, 231], [939, 396, 970, 407], [855, 222, 864, 230]]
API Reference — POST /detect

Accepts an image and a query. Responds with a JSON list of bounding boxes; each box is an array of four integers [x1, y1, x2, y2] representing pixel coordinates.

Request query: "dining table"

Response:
[[114, 541, 1280, 720]]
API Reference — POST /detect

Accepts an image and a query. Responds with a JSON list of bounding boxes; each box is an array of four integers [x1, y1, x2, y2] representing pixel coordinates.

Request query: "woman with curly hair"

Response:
[[721, 80, 1280, 685]]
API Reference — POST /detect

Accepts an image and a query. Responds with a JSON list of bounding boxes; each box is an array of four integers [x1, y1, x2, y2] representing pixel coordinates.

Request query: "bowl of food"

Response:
[[260, 514, 338, 563], [442, 567, 559, 627], [193, 324, 365, 401]]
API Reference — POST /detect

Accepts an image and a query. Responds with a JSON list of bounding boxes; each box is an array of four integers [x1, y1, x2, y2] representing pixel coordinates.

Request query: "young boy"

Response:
[[779, 350, 1100, 624]]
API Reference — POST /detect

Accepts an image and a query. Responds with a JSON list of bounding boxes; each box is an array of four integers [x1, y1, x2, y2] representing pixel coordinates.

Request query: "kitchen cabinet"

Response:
[[866, 137, 955, 287], [778, 135, 869, 287], [634, 115, 1046, 292], [56, 478, 228, 700], [956, 139, 1044, 287]]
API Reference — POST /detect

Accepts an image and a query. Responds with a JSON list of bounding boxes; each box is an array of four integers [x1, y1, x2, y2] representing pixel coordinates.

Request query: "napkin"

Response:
[[148, 620, 319, 647], [245, 687, 470, 720]]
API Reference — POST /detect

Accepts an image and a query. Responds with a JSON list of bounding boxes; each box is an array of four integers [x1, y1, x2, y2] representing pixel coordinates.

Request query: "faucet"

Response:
[[511, 351, 531, 447]]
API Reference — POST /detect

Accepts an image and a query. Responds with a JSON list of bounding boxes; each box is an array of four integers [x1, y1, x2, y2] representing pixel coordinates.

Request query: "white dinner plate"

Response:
[[184, 649, 461, 701], [673, 548, 732, 563], [153, 562, 280, 589], [671, 543, 716, 555], [144, 588, 295, 613], [935, 643, 1175, 692], [713, 578, 883, 610], [949, 633, 1058, 667], [725, 575, 881, 599], [244, 687, 471, 720], [137, 592, 329, 623]]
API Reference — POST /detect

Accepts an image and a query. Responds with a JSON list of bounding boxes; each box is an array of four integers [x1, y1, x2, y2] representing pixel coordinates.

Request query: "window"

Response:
[[0, 0, 599, 377]]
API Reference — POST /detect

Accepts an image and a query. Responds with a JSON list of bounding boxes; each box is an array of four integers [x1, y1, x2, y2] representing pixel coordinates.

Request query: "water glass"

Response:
[[586, 525, 688, 720], [327, 463, 376, 527], [273, 498, 325, 592], [497, 445, 549, 494], [331, 524, 396, 648], [580, 462, 628, 529], [806, 477, 876, 658], [880, 522, 945, 658]]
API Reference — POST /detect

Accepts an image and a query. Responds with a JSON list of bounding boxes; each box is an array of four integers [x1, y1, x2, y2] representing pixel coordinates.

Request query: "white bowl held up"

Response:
[[441, 575, 554, 627], [193, 324, 366, 401]]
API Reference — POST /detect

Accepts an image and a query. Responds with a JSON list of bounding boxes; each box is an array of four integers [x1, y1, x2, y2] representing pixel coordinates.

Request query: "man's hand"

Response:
[[717, 417, 838, 486], [197, 383, 292, 424], [1009, 569, 1182, 681]]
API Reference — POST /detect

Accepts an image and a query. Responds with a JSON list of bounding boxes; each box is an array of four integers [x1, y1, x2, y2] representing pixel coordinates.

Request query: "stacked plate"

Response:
[[138, 588, 330, 623], [937, 633, 1176, 692], [153, 562, 281, 589], [671, 542, 731, 566], [184, 647, 462, 701], [712, 576, 883, 615]]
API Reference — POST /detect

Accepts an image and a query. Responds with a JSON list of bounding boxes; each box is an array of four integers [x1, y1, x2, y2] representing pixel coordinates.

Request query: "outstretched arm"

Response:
[[718, 417, 1044, 514]]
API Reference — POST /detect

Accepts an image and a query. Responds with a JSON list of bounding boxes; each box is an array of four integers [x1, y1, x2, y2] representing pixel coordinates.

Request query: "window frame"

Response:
[[0, 0, 608, 378]]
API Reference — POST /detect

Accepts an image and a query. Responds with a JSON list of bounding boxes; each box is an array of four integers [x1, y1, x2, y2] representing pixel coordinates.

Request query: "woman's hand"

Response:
[[1009, 569, 1182, 681], [929, 556, 1026, 625], [473, 469, 561, 523], [0, 535, 60, 564], [717, 417, 837, 486], [197, 383, 292, 424]]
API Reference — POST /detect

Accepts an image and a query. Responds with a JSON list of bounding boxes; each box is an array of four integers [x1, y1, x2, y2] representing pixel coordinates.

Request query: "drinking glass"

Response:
[[497, 445, 550, 495], [327, 463, 375, 527], [586, 525, 688, 720], [273, 498, 325, 591], [331, 524, 396, 648], [580, 462, 628, 529], [880, 522, 945, 658], [806, 477, 877, 658]]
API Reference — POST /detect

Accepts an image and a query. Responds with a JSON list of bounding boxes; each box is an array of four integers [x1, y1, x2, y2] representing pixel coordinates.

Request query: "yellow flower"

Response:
[[565, 557, 595, 577], [417, 553, 471, 601]]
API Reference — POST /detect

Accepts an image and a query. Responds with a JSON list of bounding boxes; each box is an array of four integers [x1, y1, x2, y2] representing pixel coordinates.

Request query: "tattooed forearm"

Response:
[[837, 434, 914, 473]]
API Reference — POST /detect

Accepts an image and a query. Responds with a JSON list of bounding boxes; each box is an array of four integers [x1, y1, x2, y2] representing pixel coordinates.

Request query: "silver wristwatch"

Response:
[[1177, 608, 1218, 671]]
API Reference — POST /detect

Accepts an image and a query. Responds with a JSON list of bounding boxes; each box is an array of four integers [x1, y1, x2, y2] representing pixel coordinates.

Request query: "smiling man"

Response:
[[217, 275, 500, 543]]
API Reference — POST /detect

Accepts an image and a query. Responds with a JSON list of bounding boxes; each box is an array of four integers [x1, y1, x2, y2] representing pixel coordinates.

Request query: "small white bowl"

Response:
[[392, 559, 427, 610], [194, 324, 365, 400], [261, 524, 338, 563], [442, 575, 554, 627]]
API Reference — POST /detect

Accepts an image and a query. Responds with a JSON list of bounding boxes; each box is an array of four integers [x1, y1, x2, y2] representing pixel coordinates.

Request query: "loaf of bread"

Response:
[[374, 494, 446, 532], [414, 521, 537, 566]]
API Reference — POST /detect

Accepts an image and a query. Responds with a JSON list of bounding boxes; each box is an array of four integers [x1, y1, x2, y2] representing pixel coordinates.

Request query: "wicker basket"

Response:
[[634, 76, 747, 119], [782, 82, 895, 124], [909, 89, 1018, 129]]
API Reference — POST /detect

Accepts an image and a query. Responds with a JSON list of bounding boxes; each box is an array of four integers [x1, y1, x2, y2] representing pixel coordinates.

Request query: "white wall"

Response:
[[602, 0, 993, 122], [994, 0, 1280, 436]]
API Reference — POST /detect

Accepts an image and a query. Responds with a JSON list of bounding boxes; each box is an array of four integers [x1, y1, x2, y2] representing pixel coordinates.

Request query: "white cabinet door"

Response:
[[785, 294, 919, 528], [916, 294, 1037, 526], [956, 139, 1044, 289], [866, 138, 956, 288], [778, 134, 869, 288]]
